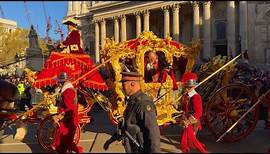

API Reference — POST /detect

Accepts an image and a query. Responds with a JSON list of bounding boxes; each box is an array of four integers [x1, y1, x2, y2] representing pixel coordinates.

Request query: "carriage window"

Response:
[[119, 58, 136, 72], [144, 51, 170, 83]]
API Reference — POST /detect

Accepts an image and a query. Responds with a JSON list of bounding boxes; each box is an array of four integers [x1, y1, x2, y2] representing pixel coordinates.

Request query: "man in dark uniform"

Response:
[[103, 71, 161, 153]]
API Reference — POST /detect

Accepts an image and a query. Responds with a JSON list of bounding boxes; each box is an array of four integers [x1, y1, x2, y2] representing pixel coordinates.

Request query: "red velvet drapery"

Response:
[[32, 52, 108, 91]]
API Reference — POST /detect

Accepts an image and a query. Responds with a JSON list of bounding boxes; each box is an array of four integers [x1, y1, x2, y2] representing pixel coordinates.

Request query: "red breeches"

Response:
[[54, 119, 82, 153]]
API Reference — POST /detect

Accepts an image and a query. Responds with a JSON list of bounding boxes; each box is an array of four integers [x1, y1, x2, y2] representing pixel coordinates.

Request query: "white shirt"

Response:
[[188, 89, 197, 98]]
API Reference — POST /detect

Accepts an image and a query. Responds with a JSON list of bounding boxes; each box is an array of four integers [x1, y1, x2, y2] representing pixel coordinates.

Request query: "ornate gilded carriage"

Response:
[[2, 31, 263, 153], [101, 31, 201, 126]]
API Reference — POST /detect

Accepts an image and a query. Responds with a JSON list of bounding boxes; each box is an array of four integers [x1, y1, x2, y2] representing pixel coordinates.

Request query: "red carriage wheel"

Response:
[[37, 114, 81, 152], [204, 83, 259, 142]]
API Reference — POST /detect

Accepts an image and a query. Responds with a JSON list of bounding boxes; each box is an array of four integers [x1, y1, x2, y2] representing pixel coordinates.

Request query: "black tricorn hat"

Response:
[[55, 72, 70, 82], [62, 17, 78, 26]]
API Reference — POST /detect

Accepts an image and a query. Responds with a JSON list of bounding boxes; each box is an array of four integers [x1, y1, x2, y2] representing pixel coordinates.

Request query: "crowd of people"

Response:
[[0, 75, 43, 112]]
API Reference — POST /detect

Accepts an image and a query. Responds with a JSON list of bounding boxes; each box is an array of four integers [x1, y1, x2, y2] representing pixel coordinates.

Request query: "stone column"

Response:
[[172, 4, 180, 41], [120, 15, 127, 42], [227, 1, 236, 56], [113, 16, 119, 43], [143, 10, 150, 31], [203, 1, 212, 59], [81, 1, 87, 14], [239, 1, 248, 53], [95, 20, 100, 63], [163, 6, 170, 38], [74, 1, 80, 15], [72, 1, 76, 15], [192, 2, 200, 39], [134, 11, 142, 37], [68, 1, 73, 16], [100, 19, 106, 49]]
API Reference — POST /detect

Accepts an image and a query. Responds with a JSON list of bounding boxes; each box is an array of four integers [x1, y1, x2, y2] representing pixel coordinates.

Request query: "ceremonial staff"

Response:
[[0, 97, 49, 131], [216, 88, 270, 142], [154, 54, 242, 104], [0, 52, 132, 131], [72, 52, 133, 85]]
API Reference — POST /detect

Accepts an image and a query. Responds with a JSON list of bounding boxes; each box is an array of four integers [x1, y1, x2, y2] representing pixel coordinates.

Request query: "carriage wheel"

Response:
[[37, 114, 81, 152], [204, 83, 259, 142]]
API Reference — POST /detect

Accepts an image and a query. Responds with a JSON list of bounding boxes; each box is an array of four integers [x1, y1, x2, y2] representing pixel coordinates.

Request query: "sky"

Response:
[[0, 1, 68, 41]]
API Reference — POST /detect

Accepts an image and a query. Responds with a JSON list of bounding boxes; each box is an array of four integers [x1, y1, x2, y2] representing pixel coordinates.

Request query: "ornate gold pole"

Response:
[[72, 52, 133, 86], [197, 54, 241, 87], [0, 100, 47, 131], [154, 54, 241, 104], [216, 88, 270, 142], [174, 54, 241, 103], [72, 58, 112, 85]]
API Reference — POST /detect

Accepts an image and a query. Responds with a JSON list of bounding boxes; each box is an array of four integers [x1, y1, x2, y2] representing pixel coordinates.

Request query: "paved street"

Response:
[[0, 107, 270, 153]]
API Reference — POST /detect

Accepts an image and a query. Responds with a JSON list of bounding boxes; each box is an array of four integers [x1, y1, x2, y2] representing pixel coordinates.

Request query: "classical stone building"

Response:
[[65, 1, 270, 68], [0, 18, 17, 32]]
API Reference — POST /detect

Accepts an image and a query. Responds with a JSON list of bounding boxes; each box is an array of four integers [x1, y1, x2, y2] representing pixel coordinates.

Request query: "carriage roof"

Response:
[[101, 31, 201, 75]]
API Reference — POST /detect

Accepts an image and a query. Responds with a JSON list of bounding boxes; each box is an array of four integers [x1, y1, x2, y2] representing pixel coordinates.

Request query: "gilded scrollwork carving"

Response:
[[101, 31, 201, 125]]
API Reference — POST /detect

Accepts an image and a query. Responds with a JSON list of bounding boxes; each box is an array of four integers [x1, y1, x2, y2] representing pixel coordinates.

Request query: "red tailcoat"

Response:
[[160, 69, 178, 90], [180, 91, 208, 153], [0, 113, 17, 120], [62, 29, 83, 53], [54, 84, 82, 153]]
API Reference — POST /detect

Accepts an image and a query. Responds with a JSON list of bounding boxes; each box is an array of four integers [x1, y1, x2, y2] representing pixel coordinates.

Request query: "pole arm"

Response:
[[0, 92, 60, 131], [196, 54, 241, 88], [0, 100, 47, 131], [154, 54, 242, 104], [216, 88, 270, 142], [72, 52, 133, 86]]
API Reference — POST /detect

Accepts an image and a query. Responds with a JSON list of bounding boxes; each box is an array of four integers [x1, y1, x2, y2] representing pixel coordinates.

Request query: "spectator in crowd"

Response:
[[15, 78, 32, 111]]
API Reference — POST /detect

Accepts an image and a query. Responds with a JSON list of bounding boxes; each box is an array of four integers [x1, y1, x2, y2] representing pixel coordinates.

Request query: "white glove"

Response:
[[146, 63, 154, 71]]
